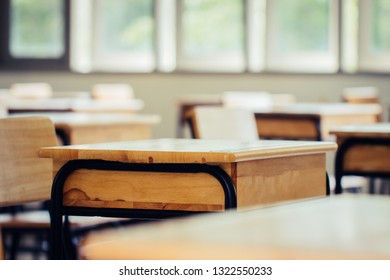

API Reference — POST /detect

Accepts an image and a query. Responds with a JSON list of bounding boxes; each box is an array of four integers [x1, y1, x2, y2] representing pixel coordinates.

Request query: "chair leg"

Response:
[[8, 231, 22, 260], [63, 216, 77, 260], [369, 178, 376, 194], [379, 179, 390, 195], [0, 228, 4, 260]]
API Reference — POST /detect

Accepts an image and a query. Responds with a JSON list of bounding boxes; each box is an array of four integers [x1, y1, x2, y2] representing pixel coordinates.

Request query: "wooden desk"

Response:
[[11, 112, 161, 145], [79, 194, 390, 260], [39, 138, 336, 258], [330, 123, 390, 194], [255, 103, 382, 141], [6, 97, 144, 114]]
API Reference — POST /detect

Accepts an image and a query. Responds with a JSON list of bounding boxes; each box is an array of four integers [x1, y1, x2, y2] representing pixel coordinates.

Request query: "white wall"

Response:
[[0, 71, 389, 138]]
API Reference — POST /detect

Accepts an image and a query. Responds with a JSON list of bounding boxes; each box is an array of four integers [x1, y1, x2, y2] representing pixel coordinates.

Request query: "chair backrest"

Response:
[[188, 106, 259, 141], [222, 91, 273, 111], [91, 83, 134, 100], [0, 117, 58, 207], [342, 87, 380, 104], [9, 83, 53, 99]]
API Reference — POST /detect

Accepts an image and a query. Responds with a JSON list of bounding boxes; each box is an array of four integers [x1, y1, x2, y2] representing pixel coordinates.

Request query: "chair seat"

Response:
[[0, 211, 129, 229]]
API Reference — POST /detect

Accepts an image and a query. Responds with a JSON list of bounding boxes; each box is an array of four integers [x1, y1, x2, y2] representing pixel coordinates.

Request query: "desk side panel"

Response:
[[236, 154, 326, 208]]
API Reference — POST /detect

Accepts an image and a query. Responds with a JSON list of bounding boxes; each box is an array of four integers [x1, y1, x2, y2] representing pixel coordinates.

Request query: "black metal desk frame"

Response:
[[50, 159, 237, 259]]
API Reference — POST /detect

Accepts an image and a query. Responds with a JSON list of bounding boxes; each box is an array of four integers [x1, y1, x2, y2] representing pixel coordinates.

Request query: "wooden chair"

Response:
[[222, 91, 273, 111], [186, 106, 259, 141], [0, 117, 130, 259], [91, 83, 134, 100], [176, 94, 223, 138], [0, 117, 56, 259], [9, 83, 53, 99], [222, 91, 295, 111]]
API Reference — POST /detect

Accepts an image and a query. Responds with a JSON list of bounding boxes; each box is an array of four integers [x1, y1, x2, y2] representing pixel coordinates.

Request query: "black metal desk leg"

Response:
[[49, 160, 237, 259]]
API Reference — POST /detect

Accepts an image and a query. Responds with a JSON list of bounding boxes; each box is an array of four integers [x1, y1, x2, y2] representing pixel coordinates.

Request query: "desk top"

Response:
[[39, 138, 336, 163], [329, 123, 390, 138], [10, 112, 161, 128], [5, 97, 145, 112], [80, 194, 390, 260], [258, 102, 382, 116]]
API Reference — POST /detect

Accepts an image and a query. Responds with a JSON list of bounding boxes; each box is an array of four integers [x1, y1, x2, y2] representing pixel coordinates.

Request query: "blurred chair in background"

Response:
[[186, 106, 259, 141], [176, 93, 223, 138], [9, 83, 53, 99], [222, 91, 295, 111], [91, 83, 134, 100]]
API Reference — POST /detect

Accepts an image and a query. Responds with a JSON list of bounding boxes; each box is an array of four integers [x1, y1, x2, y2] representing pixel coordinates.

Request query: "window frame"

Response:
[[91, 0, 156, 73], [0, 0, 70, 71], [357, 0, 390, 72], [1, 0, 389, 74], [265, 0, 340, 73], [175, 0, 247, 73]]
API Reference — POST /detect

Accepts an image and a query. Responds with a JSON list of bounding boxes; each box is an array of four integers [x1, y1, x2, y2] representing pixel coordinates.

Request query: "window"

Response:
[[73, 0, 365, 74], [0, 0, 69, 70], [358, 0, 390, 72], [1, 0, 390, 74], [266, 0, 339, 73], [71, 0, 155, 73], [341, 0, 358, 73], [176, 0, 245, 72], [10, 0, 64, 58]]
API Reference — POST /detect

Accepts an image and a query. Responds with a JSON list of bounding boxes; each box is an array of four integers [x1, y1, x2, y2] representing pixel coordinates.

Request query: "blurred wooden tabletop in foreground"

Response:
[[79, 194, 390, 260]]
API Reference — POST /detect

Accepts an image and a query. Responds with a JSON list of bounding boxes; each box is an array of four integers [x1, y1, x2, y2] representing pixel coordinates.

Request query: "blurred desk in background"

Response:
[[11, 112, 161, 145], [254, 103, 382, 141], [176, 92, 295, 138], [330, 123, 390, 194], [6, 97, 144, 114]]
